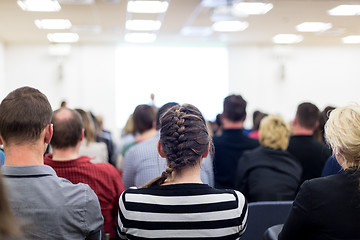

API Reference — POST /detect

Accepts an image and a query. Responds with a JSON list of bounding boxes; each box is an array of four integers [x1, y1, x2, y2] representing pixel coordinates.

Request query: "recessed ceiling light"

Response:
[[35, 19, 72, 30], [212, 21, 249, 32], [328, 5, 360, 16], [124, 33, 157, 43], [127, 1, 169, 13], [126, 20, 162, 31], [296, 22, 332, 32], [342, 35, 360, 44], [17, 0, 61, 12], [47, 33, 79, 43], [181, 26, 213, 37], [232, 2, 273, 15], [272, 34, 303, 44]]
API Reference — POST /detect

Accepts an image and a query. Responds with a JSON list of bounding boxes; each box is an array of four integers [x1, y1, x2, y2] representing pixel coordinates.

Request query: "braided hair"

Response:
[[142, 104, 211, 187]]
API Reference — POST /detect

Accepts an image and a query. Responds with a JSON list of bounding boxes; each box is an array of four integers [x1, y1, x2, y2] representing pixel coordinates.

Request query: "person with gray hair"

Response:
[[279, 104, 360, 240]]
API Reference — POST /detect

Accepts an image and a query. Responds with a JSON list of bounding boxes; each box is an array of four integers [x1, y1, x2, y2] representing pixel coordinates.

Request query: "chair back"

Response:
[[241, 201, 292, 240]]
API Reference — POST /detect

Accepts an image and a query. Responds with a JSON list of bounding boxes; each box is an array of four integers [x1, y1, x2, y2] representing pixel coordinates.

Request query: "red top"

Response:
[[44, 154, 124, 239]]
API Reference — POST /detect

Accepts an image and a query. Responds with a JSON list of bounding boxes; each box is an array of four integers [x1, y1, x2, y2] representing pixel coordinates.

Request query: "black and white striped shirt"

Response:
[[117, 183, 248, 239]]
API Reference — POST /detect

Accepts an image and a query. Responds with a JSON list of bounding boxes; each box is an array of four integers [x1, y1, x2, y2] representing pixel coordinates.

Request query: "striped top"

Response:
[[117, 183, 248, 239]]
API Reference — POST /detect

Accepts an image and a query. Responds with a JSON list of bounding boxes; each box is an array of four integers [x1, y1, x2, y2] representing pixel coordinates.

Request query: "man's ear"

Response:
[[202, 143, 210, 158], [44, 124, 53, 144], [157, 141, 166, 158]]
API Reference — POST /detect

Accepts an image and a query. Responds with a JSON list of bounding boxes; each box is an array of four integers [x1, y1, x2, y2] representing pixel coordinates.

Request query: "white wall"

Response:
[[228, 45, 360, 126], [4, 44, 118, 135], [3, 43, 360, 134]]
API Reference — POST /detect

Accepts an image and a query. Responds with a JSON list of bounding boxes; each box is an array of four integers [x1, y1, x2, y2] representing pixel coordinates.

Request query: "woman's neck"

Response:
[[162, 165, 202, 185]]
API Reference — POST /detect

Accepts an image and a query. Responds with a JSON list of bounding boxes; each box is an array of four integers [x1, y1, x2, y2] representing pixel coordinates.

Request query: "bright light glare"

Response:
[[127, 1, 169, 13], [124, 33, 157, 43], [272, 34, 303, 44], [296, 22, 332, 32], [126, 20, 162, 31], [115, 46, 229, 128], [342, 35, 360, 44], [17, 0, 61, 12], [212, 21, 248, 32], [232, 2, 273, 15], [35, 19, 72, 29], [47, 33, 79, 43], [328, 5, 360, 16]]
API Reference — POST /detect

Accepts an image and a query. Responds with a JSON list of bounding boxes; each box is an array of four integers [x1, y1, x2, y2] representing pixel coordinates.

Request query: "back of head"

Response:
[[133, 104, 156, 134], [51, 108, 83, 149], [0, 87, 52, 145], [160, 104, 210, 172], [259, 115, 290, 151], [156, 102, 179, 130], [75, 109, 96, 143], [296, 102, 320, 130], [223, 94, 247, 122], [325, 104, 360, 168]]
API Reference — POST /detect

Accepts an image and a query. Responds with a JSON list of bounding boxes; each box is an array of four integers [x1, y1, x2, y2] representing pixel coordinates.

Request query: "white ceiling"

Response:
[[0, 0, 360, 45]]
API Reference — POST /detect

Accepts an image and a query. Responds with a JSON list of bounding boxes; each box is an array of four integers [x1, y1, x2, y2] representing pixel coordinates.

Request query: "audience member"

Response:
[[95, 114, 116, 166], [287, 102, 331, 184], [0, 87, 103, 239], [117, 114, 136, 169], [248, 110, 267, 139], [121, 104, 157, 156], [45, 107, 124, 239], [321, 155, 343, 177], [76, 108, 108, 163], [122, 102, 214, 189], [235, 115, 301, 202], [279, 104, 360, 240], [0, 172, 23, 239], [117, 104, 248, 239], [314, 106, 335, 143], [213, 94, 259, 189], [0, 147, 4, 166]]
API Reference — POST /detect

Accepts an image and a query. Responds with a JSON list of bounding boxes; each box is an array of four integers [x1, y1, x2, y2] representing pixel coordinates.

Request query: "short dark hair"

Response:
[[156, 102, 179, 129], [296, 102, 320, 130], [133, 104, 156, 134], [0, 87, 52, 144], [223, 95, 247, 122], [51, 108, 83, 149]]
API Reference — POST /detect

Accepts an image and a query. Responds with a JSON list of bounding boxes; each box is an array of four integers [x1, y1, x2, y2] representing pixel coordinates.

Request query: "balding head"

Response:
[[51, 108, 83, 149]]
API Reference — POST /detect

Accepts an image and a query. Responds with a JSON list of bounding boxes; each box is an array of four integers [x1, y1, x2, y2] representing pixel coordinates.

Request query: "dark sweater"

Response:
[[213, 129, 259, 189], [235, 146, 302, 202], [287, 135, 331, 184]]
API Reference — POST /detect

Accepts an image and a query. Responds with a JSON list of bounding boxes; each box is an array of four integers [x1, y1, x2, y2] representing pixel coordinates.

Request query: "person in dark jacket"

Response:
[[235, 115, 302, 202]]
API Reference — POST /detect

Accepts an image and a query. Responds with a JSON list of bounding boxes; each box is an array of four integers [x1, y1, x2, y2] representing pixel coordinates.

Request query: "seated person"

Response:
[[279, 104, 360, 240], [235, 115, 302, 202], [117, 104, 248, 239]]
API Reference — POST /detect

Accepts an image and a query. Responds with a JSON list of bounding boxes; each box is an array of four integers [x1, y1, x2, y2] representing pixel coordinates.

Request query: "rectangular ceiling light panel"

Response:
[[126, 20, 161, 31], [328, 5, 360, 16], [35, 19, 72, 29], [232, 2, 273, 15], [17, 0, 61, 12], [273, 34, 303, 44], [47, 33, 79, 43], [296, 22, 332, 32], [127, 1, 169, 13], [212, 20, 248, 32], [342, 35, 360, 44]]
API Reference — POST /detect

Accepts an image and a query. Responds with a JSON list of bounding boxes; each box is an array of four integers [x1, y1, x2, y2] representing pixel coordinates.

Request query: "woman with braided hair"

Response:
[[117, 104, 248, 239]]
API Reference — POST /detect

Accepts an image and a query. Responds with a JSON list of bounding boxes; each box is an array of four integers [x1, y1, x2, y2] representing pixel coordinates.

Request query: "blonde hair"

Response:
[[325, 104, 360, 168], [75, 109, 96, 145], [259, 115, 290, 151]]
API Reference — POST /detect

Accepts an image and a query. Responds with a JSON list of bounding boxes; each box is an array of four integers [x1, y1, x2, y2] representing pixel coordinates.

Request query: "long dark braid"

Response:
[[142, 104, 210, 187]]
